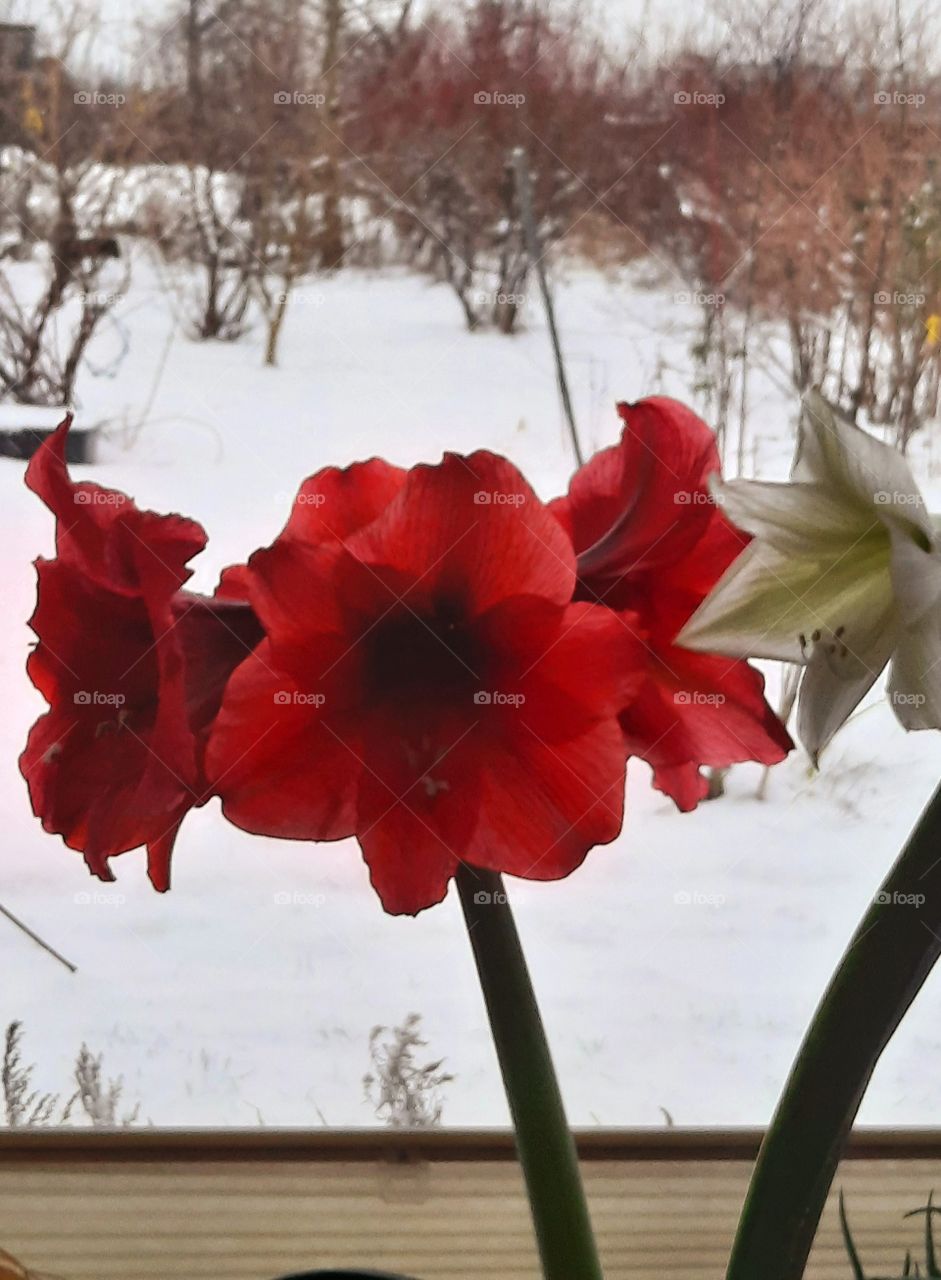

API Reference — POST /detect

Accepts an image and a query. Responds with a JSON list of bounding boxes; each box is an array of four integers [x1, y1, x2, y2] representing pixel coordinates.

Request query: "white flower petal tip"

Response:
[[795, 614, 896, 763], [798, 391, 933, 542]]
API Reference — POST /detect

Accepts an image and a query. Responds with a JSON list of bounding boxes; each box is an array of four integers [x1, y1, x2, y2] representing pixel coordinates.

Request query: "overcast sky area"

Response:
[[1, 0, 939, 77]]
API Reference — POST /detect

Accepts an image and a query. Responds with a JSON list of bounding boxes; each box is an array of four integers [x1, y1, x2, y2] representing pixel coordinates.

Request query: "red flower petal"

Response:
[[644, 512, 750, 635], [207, 642, 360, 840], [356, 801, 466, 917], [550, 397, 721, 582], [236, 539, 355, 678], [211, 450, 635, 914], [469, 717, 628, 880], [21, 560, 198, 886], [474, 596, 644, 742], [280, 458, 407, 545], [215, 562, 254, 602], [26, 416, 205, 596], [348, 451, 576, 617], [354, 699, 482, 914], [172, 592, 265, 748], [462, 601, 637, 881], [20, 418, 250, 888], [551, 397, 792, 810], [215, 460, 407, 608], [650, 763, 709, 812], [619, 639, 792, 809]]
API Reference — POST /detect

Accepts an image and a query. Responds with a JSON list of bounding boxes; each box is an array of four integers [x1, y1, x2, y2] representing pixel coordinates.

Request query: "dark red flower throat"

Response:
[[365, 599, 481, 706]]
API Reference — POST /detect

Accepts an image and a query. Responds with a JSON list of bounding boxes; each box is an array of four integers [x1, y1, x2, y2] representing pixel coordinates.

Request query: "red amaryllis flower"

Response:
[[550, 397, 792, 811], [20, 418, 262, 889], [207, 452, 642, 914]]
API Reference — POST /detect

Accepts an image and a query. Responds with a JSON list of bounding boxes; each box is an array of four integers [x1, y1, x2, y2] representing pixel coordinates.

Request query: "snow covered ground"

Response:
[[4, 253, 941, 1128]]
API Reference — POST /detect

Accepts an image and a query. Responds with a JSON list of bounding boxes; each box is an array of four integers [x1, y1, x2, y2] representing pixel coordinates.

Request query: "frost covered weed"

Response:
[[363, 1013, 454, 1128], [2, 1021, 139, 1127]]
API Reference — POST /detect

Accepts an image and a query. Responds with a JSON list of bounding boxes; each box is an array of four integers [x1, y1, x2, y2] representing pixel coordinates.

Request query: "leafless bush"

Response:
[[363, 1013, 453, 1128], [158, 168, 254, 342], [134, 0, 339, 347], [0, 249, 129, 405], [245, 181, 324, 366], [345, 0, 643, 333], [650, 0, 941, 458], [0, 7, 133, 404]]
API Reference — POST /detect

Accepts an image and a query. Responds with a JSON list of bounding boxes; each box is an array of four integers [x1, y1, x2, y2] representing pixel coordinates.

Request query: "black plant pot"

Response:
[[0, 423, 96, 463], [274, 1273, 419, 1279]]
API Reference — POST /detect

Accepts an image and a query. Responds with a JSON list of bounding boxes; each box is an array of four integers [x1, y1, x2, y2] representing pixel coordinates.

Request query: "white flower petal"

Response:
[[887, 609, 941, 730], [713, 476, 866, 551], [888, 531, 941, 625], [678, 533, 894, 664], [796, 608, 897, 764], [798, 393, 933, 543]]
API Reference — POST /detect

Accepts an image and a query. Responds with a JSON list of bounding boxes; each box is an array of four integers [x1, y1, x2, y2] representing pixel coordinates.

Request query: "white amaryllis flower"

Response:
[[678, 393, 941, 763]]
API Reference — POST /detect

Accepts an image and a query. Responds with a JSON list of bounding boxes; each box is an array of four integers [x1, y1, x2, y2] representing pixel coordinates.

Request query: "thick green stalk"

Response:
[[727, 779, 941, 1280], [456, 865, 604, 1280]]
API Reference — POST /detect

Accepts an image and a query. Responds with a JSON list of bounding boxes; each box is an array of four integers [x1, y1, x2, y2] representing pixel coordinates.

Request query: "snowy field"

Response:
[[4, 253, 941, 1127]]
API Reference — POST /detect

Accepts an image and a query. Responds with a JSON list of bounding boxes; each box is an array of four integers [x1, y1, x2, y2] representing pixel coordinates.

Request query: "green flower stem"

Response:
[[727, 779, 941, 1280], [456, 865, 604, 1280]]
